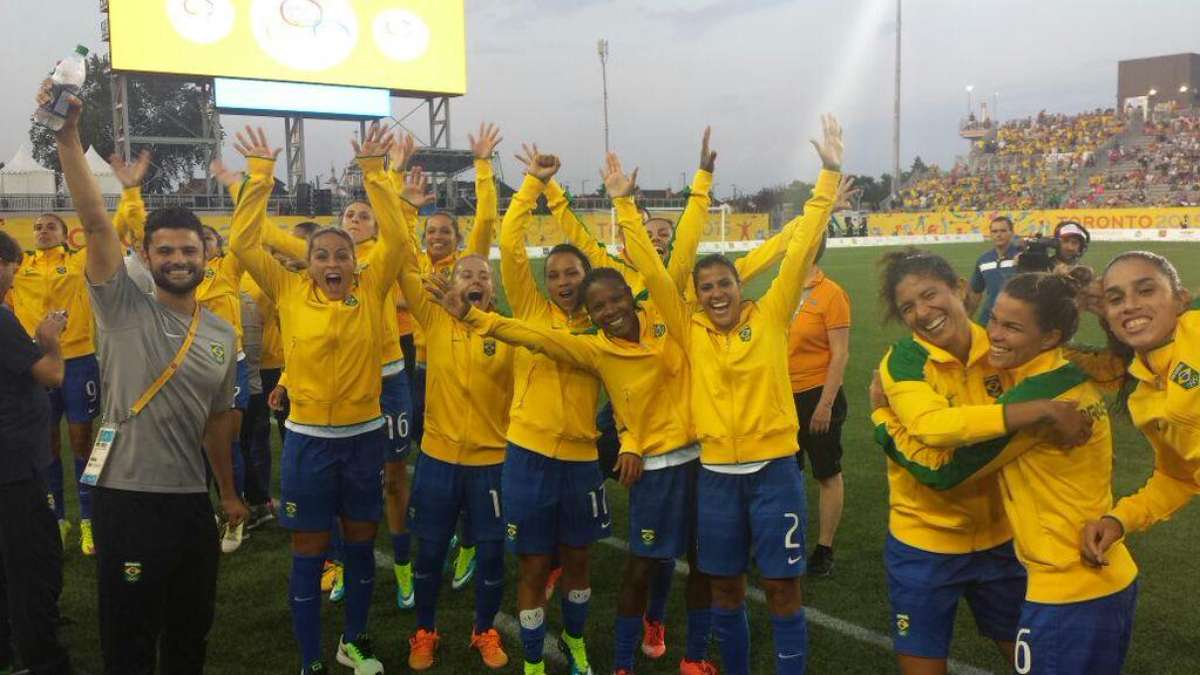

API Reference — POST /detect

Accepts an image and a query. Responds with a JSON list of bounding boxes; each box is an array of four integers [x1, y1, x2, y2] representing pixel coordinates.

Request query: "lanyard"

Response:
[[122, 302, 202, 422]]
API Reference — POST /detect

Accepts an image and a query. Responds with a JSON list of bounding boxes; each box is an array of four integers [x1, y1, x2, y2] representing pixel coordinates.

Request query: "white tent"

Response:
[[83, 145, 122, 194], [0, 142, 56, 194]]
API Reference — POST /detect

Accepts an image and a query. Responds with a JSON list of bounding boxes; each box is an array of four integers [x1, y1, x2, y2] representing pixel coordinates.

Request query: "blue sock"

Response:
[[686, 607, 713, 661], [231, 439, 245, 497], [289, 553, 325, 664], [712, 604, 750, 675], [771, 609, 808, 674], [561, 587, 591, 639], [342, 541, 375, 641], [391, 532, 411, 565], [473, 541, 504, 632], [74, 456, 92, 519], [45, 456, 65, 519], [519, 607, 546, 664], [329, 521, 344, 563], [613, 615, 642, 670], [415, 537, 448, 630], [646, 558, 675, 622]]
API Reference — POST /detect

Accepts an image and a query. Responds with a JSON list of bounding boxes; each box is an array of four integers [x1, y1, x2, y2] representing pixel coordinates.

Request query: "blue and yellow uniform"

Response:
[[873, 324, 1026, 659], [875, 349, 1138, 674], [622, 168, 838, 579]]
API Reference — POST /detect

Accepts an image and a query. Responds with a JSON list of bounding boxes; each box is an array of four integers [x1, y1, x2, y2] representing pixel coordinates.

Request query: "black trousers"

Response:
[[0, 475, 71, 674], [239, 390, 272, 507], [93, 487, 218, 675]]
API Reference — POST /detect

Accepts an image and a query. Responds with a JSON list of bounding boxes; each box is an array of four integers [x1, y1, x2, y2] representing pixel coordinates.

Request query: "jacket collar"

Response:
[[913, 320, 991, 368], [1005, 348, 1067, 383]]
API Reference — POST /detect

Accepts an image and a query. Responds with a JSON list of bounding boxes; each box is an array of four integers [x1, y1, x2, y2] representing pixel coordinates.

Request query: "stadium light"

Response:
[[965, 85, 974, 117], [598, 39, 611, 155], [1181, 85, 1190, 93], [1148, 88, 1158, 96]]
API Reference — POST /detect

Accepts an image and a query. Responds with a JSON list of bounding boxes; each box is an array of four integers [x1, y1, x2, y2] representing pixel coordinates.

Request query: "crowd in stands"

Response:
[[1068, 113, 1200, 207]]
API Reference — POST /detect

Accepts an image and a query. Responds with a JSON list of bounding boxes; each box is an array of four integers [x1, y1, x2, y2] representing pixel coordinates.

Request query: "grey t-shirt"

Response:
[[89, 264, 237, 493]]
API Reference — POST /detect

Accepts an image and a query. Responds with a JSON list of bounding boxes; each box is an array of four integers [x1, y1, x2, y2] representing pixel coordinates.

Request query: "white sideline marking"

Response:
[[598, 537, 994, 675], [372, 549, 568, 669]]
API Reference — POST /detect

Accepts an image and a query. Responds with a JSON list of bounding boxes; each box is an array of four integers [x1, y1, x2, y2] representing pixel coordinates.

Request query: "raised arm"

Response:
[[354, 123, 406, 297], [665, 128, 716, 290], [500, 174, 551, 320], [451, 304, 597, 372], [390, 169, 440, 328], [227, 127, 287, 299], [465, 123, 502, 256], [212, 158, 306, 261], [544, 175, 636, 281], [605, 154, 691, 346], [110, 150, 151, 248], [44, 87, 121, 283], [758, 115, 842, 324]]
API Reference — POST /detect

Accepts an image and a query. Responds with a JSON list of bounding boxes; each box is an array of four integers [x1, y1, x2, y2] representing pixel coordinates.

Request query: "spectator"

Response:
[[967, 216, 1023, 323]]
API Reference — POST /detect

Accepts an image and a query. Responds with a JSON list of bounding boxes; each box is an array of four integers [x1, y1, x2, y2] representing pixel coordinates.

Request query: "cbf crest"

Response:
[[983, 375, 1004, 399], [209, 342, 226, 364], [738, 326, 752, 342], [653, 323, 666, 338], [344, 295, 359, 307], [483, 338, 497, 357], [204, 268, 216, 280]]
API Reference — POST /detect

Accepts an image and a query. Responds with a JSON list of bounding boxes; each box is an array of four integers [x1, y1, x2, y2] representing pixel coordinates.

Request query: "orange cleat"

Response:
[[470, 627, 510, 669], [408, 628, 440, 671], [679, 657, 720, 674], [642, 618, 666, 659]]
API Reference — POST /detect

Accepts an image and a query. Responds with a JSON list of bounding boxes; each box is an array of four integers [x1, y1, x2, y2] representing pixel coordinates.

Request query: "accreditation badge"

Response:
[[80, 423, 119, 486]]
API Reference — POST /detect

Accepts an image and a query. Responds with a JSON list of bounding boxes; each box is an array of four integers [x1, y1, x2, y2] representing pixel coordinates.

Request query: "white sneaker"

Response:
[[220, 520, 245, 554]]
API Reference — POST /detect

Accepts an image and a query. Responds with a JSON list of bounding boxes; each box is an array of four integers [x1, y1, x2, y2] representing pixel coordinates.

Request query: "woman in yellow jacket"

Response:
[[603, 115, 839, 675], [1078, 252, 1200, 566], [872, 249, 1092, 675], [229, 124, 408, 675], [873, 271, 1137, 675]]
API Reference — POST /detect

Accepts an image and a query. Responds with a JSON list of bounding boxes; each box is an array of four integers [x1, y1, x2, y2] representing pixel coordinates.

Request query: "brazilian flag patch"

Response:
[[209, 342, 226, 364], [506, 523, 518, 540], [1170, 361, 1199, 390], [640, 529, 656, 545], [123, 561, 143, 584], [895, 613, 910, 637]]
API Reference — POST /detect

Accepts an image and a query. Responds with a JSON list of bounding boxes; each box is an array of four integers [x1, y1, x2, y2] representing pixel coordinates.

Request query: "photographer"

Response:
[[1016, 221, 1091, 275]]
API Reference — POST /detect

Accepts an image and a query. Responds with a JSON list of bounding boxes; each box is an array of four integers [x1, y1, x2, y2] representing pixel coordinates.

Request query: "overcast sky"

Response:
[[2, 0, 1198, 197]]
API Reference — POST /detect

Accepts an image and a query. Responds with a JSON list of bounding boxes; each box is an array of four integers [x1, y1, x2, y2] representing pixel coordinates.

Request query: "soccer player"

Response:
[[3, 210, 100, 554], [386, 177, 514, 672], [606, 114, 840, 675], [874, 270, 1137, 674], [873, 249, 1093, 675], [966, 215, 1022, 323], [1078, 252, 1200, 567], [229, 124, 406, 675], [786, 234, 852, 576]]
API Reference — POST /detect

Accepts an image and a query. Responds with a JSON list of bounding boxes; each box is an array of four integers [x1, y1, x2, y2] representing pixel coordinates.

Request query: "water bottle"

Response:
[[34, 45, 89, 131]]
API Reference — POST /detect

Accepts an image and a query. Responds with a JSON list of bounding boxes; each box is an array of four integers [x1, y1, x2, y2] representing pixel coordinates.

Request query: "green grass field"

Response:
[[49, 241, 1200, 674]]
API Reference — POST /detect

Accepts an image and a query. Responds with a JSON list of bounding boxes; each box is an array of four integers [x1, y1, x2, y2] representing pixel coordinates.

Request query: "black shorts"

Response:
[[793, 386, 847, 480]]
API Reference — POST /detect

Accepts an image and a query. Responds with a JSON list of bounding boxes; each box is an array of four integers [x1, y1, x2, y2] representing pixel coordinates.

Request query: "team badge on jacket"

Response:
[[1171, 361, 1199, 390], [738, 326, 752, 342], [210, 343, 226, 364], [483, 339, 497, 356]]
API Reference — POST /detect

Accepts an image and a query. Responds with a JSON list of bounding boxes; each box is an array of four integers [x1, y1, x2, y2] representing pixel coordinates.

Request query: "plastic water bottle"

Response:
[[34, 45, 89, 131]]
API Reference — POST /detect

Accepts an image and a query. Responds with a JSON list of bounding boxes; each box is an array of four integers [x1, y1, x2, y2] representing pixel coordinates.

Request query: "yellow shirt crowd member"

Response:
[[873, 350, 1138, 604], [875, 322, 1014, 554], [623, 169, 839, 466], [6, 243, 94, 360], [392, 186, 513, 467], [229, 155, 404, 427], [495, 174, 603, 461]]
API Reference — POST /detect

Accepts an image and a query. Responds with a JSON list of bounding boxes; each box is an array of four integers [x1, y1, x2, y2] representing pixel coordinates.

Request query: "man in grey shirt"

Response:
[[47, 84, 246, 675]]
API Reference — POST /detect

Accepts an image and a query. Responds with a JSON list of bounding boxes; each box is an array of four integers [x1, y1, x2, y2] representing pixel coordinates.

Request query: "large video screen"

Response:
[[108, 0, 466, 96]]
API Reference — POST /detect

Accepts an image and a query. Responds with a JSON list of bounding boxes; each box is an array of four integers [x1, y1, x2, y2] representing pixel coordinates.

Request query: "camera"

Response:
[[1016, 236, 1060, 272]]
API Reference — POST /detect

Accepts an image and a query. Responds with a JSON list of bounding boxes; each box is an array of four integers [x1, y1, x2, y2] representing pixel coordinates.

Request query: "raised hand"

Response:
[[699, 126, 717, 172], [208, 158, 244, 189], [388, 132, 416, 173], [351, 121, 393, 158], [37, 79, 82, 140], [833, 175, 860, 211], [423, 272, 469, 319], [810, 113, 844, 171], [402, 166, 435, 208], [601, 152, 639, 198], [233, 126, 281, 160], [110, 150, 153, 189], [515, 143, 560, 182], [469, 122, 503, 160]]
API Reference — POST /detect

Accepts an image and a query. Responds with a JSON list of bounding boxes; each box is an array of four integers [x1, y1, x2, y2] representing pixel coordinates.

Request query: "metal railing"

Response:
[[0, 193, 297, 213]]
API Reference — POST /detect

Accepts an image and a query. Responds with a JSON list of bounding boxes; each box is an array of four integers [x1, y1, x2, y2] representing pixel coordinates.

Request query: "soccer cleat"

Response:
[[470, 627, 510, 669], [394, 561, 415, 609], [523, 660, 546, 675], [544, 566, 563, 601], [80, 518, 96, 556], [408, 628, 440, 671], [246, 503, 276, 531], [451, 546, 477, 590], [679, 658, 720, 674], [220, 519, 245, 554], [807, 545, 834, 577], [336, 634, 384, 674], [300, 660, 327, 674], [330, 564, 345, 603], [321, 560, 341, 593], [558, 634, 594, 675], [641, 618, 666, 659], [57, 519, 71, 547]]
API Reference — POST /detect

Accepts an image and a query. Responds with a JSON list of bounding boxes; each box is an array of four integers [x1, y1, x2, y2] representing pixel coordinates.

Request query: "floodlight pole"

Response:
[[285, 116, 306, 193], [111, 72, 131, 163], [598, 39, 610, 155], [890, 0, 901, 204]]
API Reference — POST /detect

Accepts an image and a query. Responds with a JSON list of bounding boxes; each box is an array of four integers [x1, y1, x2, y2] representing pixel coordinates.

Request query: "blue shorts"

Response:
[[380, 370, 413, 462], [278, 426, 386, 531], [1015, 582, 1137, 675], [885, 533, 1027, 659], [502, 442, 611, 555], [697, 458, 807, 578], [409, 454, 504, 545], [233, 357, 250, 410], [49, 354, 100, 424], [629, 457, 698, 559]]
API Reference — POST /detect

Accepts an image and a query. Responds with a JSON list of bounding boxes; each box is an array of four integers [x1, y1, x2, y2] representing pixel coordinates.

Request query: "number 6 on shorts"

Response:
[[1014, 628, 1032, 674]]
